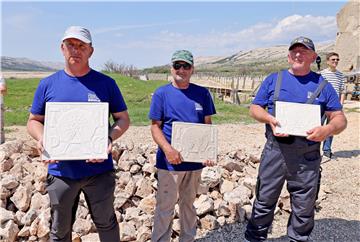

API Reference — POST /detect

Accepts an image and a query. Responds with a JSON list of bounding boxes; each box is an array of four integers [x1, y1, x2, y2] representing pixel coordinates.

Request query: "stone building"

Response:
[[335, 0, 360, 72]]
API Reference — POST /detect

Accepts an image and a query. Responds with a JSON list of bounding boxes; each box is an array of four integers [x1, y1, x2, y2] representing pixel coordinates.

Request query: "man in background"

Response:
[[320, 52, 346, 159]]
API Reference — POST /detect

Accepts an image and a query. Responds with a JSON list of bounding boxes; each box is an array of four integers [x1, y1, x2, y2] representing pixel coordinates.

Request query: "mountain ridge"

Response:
[[1, 56, 64, 72]]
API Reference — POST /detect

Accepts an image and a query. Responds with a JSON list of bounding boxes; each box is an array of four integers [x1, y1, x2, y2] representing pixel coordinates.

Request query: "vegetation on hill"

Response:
[[4, 74, 252, 126]]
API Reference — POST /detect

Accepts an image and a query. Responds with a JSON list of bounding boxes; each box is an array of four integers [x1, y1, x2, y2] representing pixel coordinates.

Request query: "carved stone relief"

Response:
[[275, 101, 321, 137], [171, 122, 217, 163], [43, 102, 109, 160]]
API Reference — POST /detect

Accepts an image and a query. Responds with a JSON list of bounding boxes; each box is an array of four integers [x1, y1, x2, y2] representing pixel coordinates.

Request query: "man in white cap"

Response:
[[27, 26, 130, 242]]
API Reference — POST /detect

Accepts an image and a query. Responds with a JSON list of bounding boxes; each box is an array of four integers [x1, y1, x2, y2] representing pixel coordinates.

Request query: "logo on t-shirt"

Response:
[[88, 93, 100, 102], [307, 91, 319, 101], [195, 102, 203, 111]]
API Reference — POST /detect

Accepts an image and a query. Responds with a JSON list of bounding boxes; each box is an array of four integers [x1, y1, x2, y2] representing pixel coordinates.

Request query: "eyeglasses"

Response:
[[173, 62, 192, 70], [330, 58, 340, 61]]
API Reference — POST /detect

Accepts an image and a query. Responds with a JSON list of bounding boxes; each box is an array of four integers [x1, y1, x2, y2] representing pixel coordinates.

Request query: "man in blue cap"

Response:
[[244, 36, 347, 242], [149, 50, 216, 242], [27, 26, 130, 242]]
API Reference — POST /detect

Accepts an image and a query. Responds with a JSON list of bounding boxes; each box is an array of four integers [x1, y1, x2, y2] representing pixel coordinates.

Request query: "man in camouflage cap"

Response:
[[149, 50, 216, 242]]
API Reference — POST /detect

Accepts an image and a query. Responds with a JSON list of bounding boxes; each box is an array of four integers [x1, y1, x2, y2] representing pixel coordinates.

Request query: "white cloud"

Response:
[[262, 14, 336, 41], [110, 14, 336, 56]]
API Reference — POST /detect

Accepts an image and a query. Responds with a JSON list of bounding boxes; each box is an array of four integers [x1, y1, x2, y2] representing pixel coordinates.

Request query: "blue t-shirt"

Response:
[[148, 83, 216, 171], [253, 70, 342, 116], [30, 69, 127, 179]]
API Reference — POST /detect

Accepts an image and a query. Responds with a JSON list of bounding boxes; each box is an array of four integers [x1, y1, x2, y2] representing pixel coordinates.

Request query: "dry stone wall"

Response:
[[0, 139, 328, 242]]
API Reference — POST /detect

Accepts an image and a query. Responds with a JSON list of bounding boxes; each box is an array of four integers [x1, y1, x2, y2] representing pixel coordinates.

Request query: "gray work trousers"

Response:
[[245, 128, 321, 242], [151, 169, 202, 242], [46, 170, 119, 242]]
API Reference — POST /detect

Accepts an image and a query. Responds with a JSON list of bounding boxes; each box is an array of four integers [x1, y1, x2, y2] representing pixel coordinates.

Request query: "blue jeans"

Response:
[[323, 135, 333, 152]]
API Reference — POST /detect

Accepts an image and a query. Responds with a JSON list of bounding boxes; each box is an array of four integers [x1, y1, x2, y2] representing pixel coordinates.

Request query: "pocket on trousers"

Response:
[[300, 150, 321, 170], [304, 150, 320, 161]]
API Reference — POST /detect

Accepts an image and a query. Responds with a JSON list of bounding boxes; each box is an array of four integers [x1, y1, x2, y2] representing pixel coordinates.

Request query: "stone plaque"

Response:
[[171, 122, 217, 163], [43, 102, 109, 160], [275, 101, 321, 137]]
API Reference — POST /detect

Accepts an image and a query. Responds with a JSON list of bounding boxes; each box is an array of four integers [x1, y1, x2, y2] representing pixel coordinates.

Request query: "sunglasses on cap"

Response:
[[173, 62, 192, 70]]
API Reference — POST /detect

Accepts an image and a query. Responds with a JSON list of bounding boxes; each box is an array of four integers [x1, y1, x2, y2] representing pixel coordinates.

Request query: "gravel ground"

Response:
[[5, 101, 359, 242], [196, 101, 360, 242]]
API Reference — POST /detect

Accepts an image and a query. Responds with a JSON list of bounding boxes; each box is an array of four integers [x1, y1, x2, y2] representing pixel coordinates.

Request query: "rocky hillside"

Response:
[[146, 42, 335, 75], [196, 42, 334, 66], [1, 56, 63, 72]]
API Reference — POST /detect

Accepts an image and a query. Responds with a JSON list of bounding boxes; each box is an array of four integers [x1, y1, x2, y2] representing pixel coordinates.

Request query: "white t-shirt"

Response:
[[320, 68, 345, 97]]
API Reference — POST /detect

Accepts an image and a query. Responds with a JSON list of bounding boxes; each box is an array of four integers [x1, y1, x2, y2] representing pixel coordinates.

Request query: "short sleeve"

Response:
[[323, 83, 343, 112], [109, 78, 127, 113], [30, 79, 47, 115], [148, 91, 164, 121], [252, 74, 273, 108], [203, 89, 216, 116]]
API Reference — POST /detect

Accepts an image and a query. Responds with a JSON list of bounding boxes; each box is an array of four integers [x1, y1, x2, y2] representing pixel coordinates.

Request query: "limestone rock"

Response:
[[201, 166, 222, 188], [135, 177, 154, 198], [220, 179, 234, 194], [80, 233, 100, 242], [73, 218, 92, 236], [223, 185, 251, 206], [119, 221, 136, 241], [10, 185, 31, 212], [0, 220, 19, 242], [136, 225, 152, 242], [200, 214, 218, 230], [0, 207, 14, 224], [138, 194, 156, 215], [194, 195, 214, 216]]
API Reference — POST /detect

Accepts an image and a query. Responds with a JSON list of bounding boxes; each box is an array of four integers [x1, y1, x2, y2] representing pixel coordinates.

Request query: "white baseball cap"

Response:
[[62, 26, 92, 44]]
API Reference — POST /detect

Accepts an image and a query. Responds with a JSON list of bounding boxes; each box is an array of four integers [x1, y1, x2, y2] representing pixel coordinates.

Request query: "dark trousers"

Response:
[[46, 171, 119, 242], [245, 129, 321, 242]]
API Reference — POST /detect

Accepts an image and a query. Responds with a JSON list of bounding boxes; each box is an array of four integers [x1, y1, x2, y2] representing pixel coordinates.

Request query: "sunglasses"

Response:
[[173, 62, 192, 70], [330, 58, 340, 61]]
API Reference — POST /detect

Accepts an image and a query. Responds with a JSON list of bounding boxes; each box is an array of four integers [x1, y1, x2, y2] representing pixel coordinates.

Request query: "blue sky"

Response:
[[1, 1, 347, 69]]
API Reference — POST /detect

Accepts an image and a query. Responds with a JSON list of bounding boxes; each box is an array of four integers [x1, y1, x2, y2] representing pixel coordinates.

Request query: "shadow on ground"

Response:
[[333, 149, 360, 159], [196, 218, 360, 242]]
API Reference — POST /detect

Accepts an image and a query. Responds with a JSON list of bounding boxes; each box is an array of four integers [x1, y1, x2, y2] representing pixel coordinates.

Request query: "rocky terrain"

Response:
[[195, 42, 334, 68], [0, 101, 358, 242], [1, 57, 63, 72]]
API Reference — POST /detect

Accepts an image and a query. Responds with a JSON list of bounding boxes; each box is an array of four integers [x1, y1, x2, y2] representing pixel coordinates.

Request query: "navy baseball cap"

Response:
[[289, 36, 315, 52]]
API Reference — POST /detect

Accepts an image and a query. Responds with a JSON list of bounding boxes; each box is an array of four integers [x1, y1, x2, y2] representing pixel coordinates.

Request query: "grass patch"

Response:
[[3, 74, 252, 126]]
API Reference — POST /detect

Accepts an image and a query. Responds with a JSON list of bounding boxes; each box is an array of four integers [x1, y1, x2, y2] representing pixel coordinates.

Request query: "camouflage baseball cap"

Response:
[[289, 36, 315, 51], [171, 50, 194, 65]]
